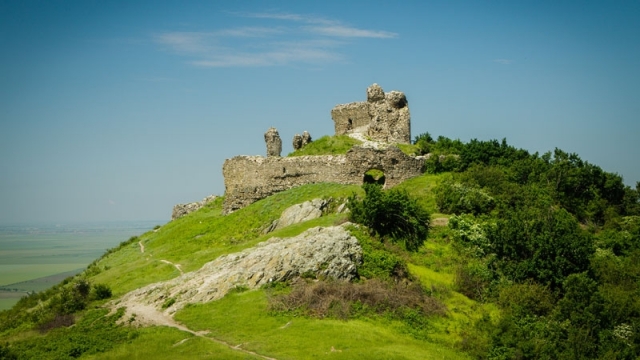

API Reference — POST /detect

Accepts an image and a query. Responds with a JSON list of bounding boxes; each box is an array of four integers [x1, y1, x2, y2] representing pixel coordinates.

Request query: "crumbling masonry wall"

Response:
[[331, 84, 411, 144], [222, 146, 425, 214]]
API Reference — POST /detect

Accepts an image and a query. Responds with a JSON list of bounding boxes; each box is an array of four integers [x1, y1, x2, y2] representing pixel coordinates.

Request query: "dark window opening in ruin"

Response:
[[363, 169, 386, 186], [347, 118, 353, 130]]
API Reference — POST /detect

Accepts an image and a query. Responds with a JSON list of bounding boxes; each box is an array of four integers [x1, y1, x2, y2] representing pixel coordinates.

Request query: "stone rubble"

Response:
[[171, 195, 218, 220]]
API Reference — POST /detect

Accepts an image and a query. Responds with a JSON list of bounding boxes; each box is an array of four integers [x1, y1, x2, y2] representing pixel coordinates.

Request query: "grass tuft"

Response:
[[288, 135, 362, 156]]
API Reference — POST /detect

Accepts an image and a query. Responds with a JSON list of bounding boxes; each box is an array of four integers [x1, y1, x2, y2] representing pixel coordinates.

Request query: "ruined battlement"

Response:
[[220, 84, 424, 214], [331, 83, 411, 144], [222, 146, 425, 214]]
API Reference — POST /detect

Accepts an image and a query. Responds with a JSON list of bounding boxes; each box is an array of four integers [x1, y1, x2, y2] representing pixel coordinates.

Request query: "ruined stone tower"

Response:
[[330, 83, 411, 144], [264, 127, 282, 157]]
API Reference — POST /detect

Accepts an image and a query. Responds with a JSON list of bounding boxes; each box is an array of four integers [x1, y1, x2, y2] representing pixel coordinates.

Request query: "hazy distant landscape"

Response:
[[0, 221, 161, 310]]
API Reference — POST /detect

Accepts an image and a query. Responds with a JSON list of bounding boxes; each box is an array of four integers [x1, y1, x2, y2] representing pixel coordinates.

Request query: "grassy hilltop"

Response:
[[1, 134, 640, 359]]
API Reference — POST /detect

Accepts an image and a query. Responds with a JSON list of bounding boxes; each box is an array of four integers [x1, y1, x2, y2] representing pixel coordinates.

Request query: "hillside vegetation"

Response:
[[1, 134, 639, 359]]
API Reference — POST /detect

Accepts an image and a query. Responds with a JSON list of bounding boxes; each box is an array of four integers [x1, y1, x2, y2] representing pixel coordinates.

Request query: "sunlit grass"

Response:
[[175, 289, 470, 360], [287, 135, 362, 156], [89, 183, 362, 296], [85, 326, 258, 360], [395, 172, 447, 214], [395, 143, 422, 156]]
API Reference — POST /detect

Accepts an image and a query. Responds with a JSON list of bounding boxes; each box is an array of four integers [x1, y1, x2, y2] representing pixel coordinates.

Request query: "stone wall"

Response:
[[222, 146, 425, 214], [331, 84, 411, 144]]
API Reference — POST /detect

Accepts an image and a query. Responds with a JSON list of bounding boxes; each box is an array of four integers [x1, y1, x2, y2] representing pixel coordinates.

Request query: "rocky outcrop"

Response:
[[331, 84, 411, 144], [272, 198, 329, 231], [171, 195, 217, 220], [222, 146, 425, 214], [117, 225, 362, 314], [264, 127, 282, 157]]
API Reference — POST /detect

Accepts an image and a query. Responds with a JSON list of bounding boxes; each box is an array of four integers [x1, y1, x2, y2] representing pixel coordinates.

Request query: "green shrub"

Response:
[[347, 225, 407, 280], [10, 308, 136, 359], [92, 283, 113, 300], [347, 184, 430, 251], [74, 279, 91, 298], [448, 214, 493, 257], [488, 207, 594, 290], [50, 287, 87, 315], [435, 178, 495, 215], [0, 342, 17, 360], [413, 132, 433, 155], [423, 154, 463, 174], [454, 258, 493, 302], [498, 282, 555, 317]]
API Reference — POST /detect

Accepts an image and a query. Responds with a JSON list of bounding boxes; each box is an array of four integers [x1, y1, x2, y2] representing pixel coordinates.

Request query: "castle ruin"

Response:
[[222, 84, 424, 214], [331, 83, 411, 144]]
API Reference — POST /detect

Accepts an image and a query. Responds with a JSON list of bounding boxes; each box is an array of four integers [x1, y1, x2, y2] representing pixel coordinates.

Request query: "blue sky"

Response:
[[1, 1, 638, 223]]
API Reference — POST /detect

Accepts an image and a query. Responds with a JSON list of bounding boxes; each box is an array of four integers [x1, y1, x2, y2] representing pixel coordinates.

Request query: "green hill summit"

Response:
[[1, 85, 639, 360]]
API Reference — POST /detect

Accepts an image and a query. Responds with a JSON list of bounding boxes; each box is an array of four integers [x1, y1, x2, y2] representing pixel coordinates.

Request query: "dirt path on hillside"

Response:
[[139, 241, 145, 253], [112, 225, 361, 360], [118, 302, 276, 360], [160, 260, 184, 275]]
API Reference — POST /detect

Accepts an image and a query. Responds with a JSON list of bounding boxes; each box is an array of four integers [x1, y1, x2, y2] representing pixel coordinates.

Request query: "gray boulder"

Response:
[[274, 198, 328, 231]]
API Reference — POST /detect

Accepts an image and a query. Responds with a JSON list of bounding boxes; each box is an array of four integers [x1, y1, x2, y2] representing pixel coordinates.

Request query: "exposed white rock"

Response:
[[116, 225, 362, 315], [273, 198, 328, 231]]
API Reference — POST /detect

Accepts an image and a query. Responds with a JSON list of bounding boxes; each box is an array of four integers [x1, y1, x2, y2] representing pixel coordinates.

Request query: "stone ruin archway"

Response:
[[363, 168, 386, 186]]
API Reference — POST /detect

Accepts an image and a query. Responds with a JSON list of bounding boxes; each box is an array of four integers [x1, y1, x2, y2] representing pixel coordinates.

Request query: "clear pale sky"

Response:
[[1, 1, 638, 224]]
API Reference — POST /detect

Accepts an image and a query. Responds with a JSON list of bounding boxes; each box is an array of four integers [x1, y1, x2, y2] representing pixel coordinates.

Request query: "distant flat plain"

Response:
[[0, 221, 161, 310]]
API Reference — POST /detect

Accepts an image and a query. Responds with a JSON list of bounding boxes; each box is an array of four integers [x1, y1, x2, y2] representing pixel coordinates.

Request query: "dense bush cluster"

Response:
[[0, 278, 113, 336], [436, 179, 495, 215], [418, 133, 640, 358], [347, 183, 431, 251]]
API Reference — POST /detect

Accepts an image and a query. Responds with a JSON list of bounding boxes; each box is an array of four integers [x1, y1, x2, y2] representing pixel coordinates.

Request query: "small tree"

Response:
[[92, 283, 112, 300], [347, 184, 430, 251]]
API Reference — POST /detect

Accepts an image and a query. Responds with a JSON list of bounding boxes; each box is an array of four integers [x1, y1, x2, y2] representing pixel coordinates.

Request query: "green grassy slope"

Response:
[[1, 176, 490, 359], [88, 183, 363, 297]]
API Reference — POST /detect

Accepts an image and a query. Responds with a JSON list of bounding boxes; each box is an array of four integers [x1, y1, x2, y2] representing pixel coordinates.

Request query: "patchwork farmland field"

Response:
[[0, 221, 161, 310]]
